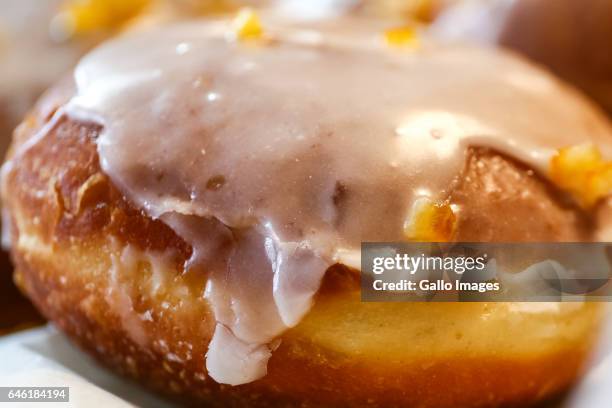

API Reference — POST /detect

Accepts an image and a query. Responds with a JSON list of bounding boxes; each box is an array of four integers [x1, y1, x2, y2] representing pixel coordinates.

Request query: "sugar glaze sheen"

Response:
[[58, 16, 612, 385]]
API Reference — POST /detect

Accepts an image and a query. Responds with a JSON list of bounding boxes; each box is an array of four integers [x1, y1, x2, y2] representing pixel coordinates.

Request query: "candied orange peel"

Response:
[[58, 0, 150, 35], [404, 197, 457, 242], [550, 144, 612, 208], [230, 8, 263, 41], [384, 26, 420, 48]]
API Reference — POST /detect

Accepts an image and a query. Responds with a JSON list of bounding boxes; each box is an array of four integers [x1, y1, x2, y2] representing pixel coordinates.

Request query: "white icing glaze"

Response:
[[206, 323, 273, 385], [60, 17, 612, 385]]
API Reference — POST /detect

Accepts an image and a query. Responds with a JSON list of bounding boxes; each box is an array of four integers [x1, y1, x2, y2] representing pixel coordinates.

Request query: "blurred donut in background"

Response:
[[431, 0, 612, 116], [0, 0, 161, 157], [497, 0, 612, 117], [0, 0, 88, 157]]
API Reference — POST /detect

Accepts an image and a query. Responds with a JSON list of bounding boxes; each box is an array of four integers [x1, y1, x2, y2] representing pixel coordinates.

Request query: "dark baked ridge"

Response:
[[2, 86, 603, 407]]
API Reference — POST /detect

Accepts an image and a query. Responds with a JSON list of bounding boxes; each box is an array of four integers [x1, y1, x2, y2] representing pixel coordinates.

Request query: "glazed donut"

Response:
[[2, 14, 612, 407]]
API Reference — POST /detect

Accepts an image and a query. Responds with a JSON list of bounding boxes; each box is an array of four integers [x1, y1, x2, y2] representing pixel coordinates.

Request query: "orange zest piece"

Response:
[[384, 26, 419, 48], [550, 144, 612, 208], [404, 197, 457, 242], [57, 0, 150, 36], [230, 8, 263, 41]]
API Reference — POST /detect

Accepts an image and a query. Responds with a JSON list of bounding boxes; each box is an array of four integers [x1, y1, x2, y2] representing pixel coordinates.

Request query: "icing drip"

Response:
[[62, 17, 612, 384]]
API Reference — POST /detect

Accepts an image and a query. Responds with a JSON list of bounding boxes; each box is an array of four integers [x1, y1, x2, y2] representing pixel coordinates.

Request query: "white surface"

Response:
[[561, 313, 612, 408], [0, 326, 175, 407], [0, 322, 610, 407]]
